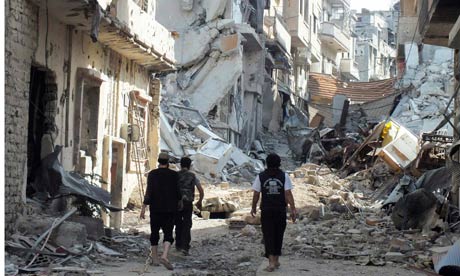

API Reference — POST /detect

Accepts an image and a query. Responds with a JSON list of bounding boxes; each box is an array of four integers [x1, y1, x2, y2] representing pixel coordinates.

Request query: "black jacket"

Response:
[[143, 168, 180, 213]]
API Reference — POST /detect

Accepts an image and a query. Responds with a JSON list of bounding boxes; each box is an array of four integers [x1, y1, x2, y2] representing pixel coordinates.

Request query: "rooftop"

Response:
[[308, 73, 396, 103]]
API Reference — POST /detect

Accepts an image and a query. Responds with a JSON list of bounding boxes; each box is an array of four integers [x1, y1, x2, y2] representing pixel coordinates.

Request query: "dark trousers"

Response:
[[439, 266, 460, 276], [261, 209, 287, 257], [175, 201, 193, 251], [150, 212, 175, 246]]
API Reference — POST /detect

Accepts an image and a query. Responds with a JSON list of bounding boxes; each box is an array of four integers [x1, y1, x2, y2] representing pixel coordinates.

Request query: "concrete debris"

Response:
[[160, 111, 185, 156], [241, 225, 257, 237], [394, 46, 455, 136], [193, 124, 224, 142], [202, 196, 239, 213], [176, 26, 218, 67], [95, 242, 123, 257], [391, 188, 438, 231]]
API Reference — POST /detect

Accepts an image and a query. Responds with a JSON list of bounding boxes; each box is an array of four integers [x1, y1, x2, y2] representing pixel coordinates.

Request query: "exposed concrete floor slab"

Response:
[[256, 257, 423, 276]]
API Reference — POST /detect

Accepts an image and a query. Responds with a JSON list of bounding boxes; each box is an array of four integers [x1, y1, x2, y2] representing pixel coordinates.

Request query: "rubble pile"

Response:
[[395, 47, 456, 135], [160, 107, 265, 179], [5, 208, 151, 275], [278, 162, 460, 272]]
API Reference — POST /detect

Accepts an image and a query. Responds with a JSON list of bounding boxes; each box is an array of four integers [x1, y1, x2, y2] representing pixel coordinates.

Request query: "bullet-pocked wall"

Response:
[[5, 0, 161, 234], [33, 8, 152, 218], [5, 0, 40, 235]]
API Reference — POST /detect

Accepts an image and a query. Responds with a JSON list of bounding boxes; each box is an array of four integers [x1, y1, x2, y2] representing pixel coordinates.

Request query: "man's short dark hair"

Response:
[[158, 158, 169, 165], [180, 157, 192, 169], [266, 153, 281, 169]]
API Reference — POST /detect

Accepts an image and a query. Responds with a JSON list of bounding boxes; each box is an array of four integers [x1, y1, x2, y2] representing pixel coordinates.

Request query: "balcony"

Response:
[[319, 22, 351, 53], [283, 1, 310, 48], [340, 59, 360, 81], [285, 16, 310, 48], [31, 0, 176, 71], [236, 24, 263, 51], [264, 14, 292, 54]]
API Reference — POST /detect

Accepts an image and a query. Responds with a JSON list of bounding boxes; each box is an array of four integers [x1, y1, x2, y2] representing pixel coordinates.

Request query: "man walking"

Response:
[[140, 152, 180, 270], [175, 157, 204, 255], [251, 153, 297, 272]]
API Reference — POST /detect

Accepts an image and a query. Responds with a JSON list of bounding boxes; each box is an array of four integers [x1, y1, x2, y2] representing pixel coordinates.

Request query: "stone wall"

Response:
[[5, 0, 39, 235]]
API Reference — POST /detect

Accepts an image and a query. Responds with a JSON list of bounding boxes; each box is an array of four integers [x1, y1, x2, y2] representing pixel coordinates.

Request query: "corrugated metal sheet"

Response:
[[308, 73, 397, 104]]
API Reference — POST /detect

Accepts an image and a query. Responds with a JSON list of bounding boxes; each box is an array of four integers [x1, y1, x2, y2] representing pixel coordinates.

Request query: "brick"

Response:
[[5, 0, 38, 236]]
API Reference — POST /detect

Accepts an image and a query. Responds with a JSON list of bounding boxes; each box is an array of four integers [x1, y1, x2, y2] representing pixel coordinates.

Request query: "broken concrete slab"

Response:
[[230, 147, 252, 166], [186, 51, 243, 114], [160, 111, 184, 156], [433, 48, 454, 64], [384, 252, 406, 262], [69, 217, 104, 241], [17, 214, 89, 249], [193, 138, 233, 175], [176, 26, 219, 67], [419, 81, 444, 96], [193, 125, 224, 142]]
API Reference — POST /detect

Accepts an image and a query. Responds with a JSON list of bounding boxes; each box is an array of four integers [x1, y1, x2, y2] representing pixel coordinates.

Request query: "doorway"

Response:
[[26, 66, 58, 196], [74, 76, 101, 173]]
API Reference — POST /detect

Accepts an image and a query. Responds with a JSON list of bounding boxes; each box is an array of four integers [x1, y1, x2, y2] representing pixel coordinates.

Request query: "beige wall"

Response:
[[30, 6, 160, 226]]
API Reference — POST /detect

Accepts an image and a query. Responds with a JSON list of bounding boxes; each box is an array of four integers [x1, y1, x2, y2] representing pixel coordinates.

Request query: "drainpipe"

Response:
[[64, 26, 73, 147]]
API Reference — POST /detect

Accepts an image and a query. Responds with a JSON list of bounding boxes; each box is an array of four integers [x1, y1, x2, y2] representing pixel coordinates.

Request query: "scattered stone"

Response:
[[241, 225, 257, 237], [384, 252, 406, 262]]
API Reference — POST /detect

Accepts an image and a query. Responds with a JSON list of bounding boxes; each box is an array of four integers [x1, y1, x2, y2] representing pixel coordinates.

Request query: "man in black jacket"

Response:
[[140, 152, 179, 270], [251, 153, 297, 272]]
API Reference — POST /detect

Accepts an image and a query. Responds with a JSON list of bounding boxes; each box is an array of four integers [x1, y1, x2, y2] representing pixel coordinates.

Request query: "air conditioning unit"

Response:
[[120, 124, 141, 142]]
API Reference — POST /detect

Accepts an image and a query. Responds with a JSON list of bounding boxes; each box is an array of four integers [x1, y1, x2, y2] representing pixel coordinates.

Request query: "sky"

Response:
[[351, 0, 396, 11]]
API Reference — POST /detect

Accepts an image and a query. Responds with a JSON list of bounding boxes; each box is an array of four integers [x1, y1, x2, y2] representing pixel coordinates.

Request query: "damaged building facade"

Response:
[[4, 0, 419, 235], [157, 0, 266, 149], [5, 0, 175, 232], [397, 0, 460, 206]]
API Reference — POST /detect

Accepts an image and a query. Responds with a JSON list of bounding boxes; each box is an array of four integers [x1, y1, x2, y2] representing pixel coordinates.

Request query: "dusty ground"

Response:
[[100, 214, 423, 276], [101, 204, 425, 276]]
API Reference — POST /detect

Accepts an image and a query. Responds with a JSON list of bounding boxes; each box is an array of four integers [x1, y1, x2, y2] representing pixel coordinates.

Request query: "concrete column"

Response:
[[101, 135, 112, 226], [148, 79, 161, 170]]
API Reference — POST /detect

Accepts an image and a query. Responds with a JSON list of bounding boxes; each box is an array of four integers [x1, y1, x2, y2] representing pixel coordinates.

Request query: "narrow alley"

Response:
[[3, 0, 460, 275]]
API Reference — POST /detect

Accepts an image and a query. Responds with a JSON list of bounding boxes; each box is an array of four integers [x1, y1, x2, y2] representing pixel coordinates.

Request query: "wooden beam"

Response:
[[449, 15, 460, 49]]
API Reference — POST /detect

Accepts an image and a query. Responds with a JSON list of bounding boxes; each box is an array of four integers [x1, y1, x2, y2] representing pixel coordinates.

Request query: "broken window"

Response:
[[331, 4, 343, 20]]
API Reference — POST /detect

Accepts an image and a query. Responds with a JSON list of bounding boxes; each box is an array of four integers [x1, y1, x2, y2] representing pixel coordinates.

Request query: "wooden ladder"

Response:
[[128, 91, 150, 202]]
